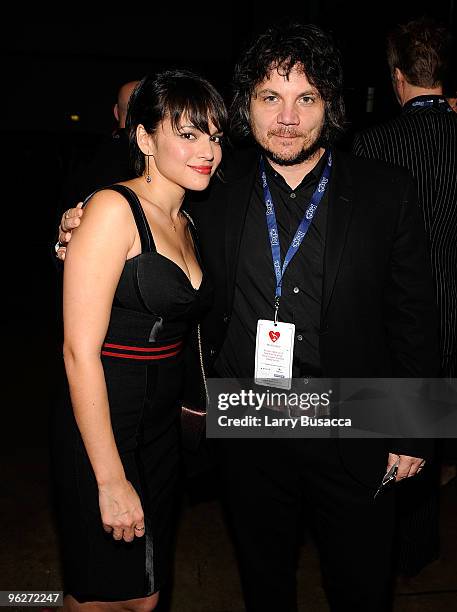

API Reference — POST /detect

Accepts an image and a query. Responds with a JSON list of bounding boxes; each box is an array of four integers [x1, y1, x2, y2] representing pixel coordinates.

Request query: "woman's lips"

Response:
[[189, 166, 212, 175]]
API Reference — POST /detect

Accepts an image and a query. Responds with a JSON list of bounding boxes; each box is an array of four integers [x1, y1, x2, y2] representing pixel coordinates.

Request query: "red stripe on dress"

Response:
[[103, 341, 182, 352], [101, 349, 182, 360]]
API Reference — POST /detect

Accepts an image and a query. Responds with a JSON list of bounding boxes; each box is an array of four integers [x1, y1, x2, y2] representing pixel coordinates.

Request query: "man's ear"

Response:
[[113, 103, 120, 123], [391, 68, 406, 105], [394, 68, 405, 86]]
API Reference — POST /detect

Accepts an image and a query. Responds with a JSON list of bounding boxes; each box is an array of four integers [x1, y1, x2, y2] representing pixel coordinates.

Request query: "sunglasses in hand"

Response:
[[373, 460, 400, 500]]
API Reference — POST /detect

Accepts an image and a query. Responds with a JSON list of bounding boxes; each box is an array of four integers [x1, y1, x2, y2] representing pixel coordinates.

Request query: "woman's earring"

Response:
[[145, 155, 151, 183]]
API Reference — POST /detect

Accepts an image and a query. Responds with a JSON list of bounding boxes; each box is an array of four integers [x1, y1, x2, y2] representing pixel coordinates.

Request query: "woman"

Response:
[[52, 70, 226, 610]]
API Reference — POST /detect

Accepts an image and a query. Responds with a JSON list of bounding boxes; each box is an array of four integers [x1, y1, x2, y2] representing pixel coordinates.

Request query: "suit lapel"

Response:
[[225, 154, 259, 309], [322, 150, 354, 319]]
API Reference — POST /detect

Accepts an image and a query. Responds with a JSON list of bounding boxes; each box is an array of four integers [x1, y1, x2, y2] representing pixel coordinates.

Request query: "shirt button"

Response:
[[297, 334, 303, 341], [293, 286, 300, 294], [290, 192, 296, 199]]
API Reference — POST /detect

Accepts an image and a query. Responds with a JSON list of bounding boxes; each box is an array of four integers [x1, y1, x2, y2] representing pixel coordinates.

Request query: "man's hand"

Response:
[[56, 202, 84, 260], [387, 452, 425, 481]]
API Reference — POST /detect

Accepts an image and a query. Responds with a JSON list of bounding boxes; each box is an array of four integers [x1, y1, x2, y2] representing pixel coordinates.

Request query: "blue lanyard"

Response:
[[411, 97, 453, 113], [260, 151, 332, 322]]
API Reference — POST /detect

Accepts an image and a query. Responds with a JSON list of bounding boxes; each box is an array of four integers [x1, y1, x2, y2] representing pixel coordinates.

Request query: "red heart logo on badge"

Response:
[[269, 331, 280, 342]]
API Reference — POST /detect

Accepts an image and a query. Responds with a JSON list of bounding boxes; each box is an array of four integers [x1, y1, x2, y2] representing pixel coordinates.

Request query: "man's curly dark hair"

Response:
[[230, 21, 346, 146]]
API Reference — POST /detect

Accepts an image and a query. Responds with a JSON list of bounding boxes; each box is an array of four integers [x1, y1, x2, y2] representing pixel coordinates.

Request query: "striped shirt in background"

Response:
[[353, 96, 457, 376]]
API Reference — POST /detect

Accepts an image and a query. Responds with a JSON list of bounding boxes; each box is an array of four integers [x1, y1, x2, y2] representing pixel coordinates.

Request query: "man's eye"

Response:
[[301, 96, 315, 104], [180, 132, 196, 140], [210, 135, 223, 144], [263, 96, 277, 103]]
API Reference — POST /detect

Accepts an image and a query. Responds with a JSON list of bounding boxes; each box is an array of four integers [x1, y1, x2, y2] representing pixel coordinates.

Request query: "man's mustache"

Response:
[[268, 129, 306, 138]]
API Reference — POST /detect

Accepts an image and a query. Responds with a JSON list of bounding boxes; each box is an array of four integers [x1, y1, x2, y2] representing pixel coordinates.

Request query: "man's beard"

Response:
[[257, 124, 325, 167]]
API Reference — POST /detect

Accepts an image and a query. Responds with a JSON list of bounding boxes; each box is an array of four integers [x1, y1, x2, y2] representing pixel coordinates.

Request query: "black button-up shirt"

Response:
[[215, 153, 329, 378]]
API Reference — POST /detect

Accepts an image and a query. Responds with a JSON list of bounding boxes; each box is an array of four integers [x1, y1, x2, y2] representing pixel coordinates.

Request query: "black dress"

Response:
[[51, 185, 212, 603]]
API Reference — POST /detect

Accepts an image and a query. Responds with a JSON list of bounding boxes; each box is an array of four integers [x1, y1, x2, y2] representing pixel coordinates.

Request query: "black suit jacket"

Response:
[[186, 146, 440, 485], [60, 129, 133, 211], [353, 100, 457, 376]]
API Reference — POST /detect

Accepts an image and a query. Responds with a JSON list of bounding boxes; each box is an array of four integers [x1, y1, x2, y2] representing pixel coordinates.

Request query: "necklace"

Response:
[[164, 212, 180, 232], [158, 211, 179, 232], [167, 211, 180, 232], [139, 182, 180, 231]]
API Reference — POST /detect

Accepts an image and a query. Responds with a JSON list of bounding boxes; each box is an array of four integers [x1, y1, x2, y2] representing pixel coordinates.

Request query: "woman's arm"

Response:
[[63, 190, 142, 542]]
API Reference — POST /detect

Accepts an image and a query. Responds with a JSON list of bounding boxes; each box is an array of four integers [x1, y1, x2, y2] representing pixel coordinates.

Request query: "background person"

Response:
[[353, 18, 457, 578], [58, 79, 140, 238]]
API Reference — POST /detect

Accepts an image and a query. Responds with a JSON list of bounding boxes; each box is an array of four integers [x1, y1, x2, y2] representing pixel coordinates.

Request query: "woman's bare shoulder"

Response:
[[82, 188, 133, 221]]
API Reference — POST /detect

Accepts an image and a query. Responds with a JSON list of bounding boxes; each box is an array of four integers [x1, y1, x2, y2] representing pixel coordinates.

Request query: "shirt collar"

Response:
[[403, 94, 452, 114], [263, 152, 327, 194]]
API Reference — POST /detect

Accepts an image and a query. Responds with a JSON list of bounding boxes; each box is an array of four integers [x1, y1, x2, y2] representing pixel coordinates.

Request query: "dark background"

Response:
[[2, 3, 456, 133], [0, 1, 456, 331]]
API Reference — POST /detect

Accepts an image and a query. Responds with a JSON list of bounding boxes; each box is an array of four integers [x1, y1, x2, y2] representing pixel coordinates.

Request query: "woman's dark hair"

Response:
[[231, 22, 346, 145], [126, 69, 228, 176]]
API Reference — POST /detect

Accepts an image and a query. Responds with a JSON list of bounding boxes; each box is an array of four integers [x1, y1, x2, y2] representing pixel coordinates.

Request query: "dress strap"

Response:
[[82, 184, 156, 253]]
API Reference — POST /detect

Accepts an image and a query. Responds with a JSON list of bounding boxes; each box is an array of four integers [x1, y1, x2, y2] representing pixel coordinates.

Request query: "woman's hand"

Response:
[[98, 479, 145, 543]]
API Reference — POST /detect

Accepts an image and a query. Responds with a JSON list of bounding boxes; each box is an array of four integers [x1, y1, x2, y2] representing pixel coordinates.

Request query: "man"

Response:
[[353, 18, 457, 578], [353, 19, 457, 377], [57, 23, 439, 612], [58, 79, 139, 227], [113, 80, 139, 129]]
